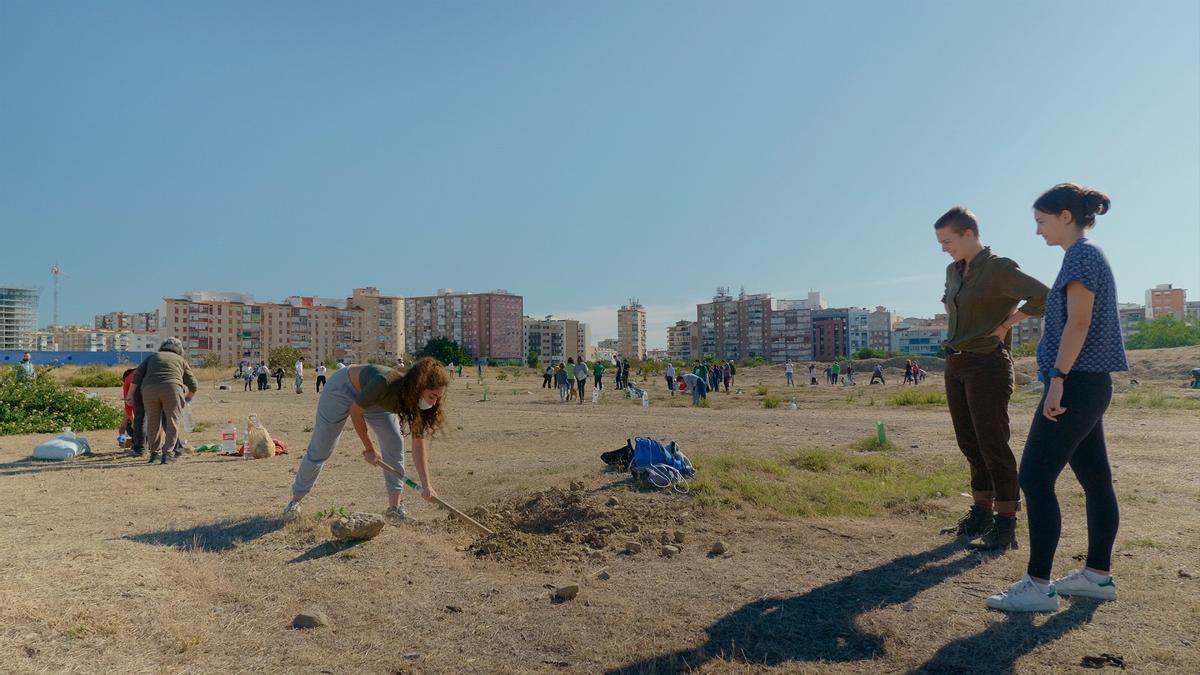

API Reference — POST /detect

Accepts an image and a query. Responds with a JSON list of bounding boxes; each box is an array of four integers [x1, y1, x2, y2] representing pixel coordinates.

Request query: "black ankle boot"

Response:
[[969, 516, 1018, 551]]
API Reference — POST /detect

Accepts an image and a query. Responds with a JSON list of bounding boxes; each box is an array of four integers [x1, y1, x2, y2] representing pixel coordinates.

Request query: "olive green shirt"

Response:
[[355, 365, 403, 412], [942, 247, 1048, 353], [132, 351, 199, 392]]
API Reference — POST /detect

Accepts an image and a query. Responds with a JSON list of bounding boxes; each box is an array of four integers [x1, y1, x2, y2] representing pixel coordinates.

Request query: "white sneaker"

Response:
[[384, 504, 408, 526], [1053, 569, 1117, 600], [280, 500, 302, 523], [986, 575, 1059, 612]]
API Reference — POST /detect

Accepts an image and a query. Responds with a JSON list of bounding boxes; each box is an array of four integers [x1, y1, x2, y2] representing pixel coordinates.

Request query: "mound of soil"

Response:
[[461, 485, 706, 568]]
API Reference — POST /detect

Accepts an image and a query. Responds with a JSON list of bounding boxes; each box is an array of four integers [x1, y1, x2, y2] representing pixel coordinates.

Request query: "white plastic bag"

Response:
[[33, 438, 82, 461]]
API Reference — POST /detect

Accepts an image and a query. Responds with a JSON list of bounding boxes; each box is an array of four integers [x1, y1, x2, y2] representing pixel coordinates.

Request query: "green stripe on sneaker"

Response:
[[1098, 578, 1115, 587], [1048, 588, 1057, 597]]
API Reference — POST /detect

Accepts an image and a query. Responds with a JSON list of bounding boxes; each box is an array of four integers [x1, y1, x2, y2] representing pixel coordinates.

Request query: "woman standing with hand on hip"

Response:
[[987, 184, 1126, 613], [280, 357, 449, 525], [935, 207, 1048, 551]]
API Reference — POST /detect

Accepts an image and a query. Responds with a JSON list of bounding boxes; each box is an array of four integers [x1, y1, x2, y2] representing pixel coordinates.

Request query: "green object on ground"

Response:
[[194, 443, 223, 453], [876, 420, 887, 445]]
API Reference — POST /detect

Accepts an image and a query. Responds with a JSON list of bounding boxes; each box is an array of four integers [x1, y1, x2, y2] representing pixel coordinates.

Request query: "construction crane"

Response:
[[50, 263, 64, 328]]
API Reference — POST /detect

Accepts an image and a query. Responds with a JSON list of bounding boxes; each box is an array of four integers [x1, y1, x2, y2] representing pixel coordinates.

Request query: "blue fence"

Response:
[[0, 351, 156, 367]]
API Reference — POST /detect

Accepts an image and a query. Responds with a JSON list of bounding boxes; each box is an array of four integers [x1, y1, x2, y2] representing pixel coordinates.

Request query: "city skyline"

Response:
[[3, 3, 1198, 346]]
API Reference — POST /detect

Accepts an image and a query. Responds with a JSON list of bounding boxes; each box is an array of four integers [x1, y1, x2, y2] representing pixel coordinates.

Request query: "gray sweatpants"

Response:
[[142, 382, 186, 455], [291, 368, 405, 499]]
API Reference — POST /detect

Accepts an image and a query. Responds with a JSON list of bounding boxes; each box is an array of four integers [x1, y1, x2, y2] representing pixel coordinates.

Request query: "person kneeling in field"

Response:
[[281, 357, 447, 525], [677, 371, 708, 406]]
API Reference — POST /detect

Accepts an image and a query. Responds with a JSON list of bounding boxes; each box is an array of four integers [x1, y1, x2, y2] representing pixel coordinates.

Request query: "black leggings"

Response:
[[1019, 372, 1118, 579], [577, 379, 587, 400]]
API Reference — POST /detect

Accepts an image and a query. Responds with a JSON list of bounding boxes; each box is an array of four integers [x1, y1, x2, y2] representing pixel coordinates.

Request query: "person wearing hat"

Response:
[[127, 338, 198, 464]]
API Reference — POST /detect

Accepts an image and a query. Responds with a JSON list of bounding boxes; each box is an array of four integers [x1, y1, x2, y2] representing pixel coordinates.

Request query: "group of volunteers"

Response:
[[936, 183, 1125, 613], [184, 181, 1118, 617]]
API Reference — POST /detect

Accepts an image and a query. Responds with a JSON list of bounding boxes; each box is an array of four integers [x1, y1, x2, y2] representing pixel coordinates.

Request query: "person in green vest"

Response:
[[593, 359, 606, 390], [830, 361, 841, 384]]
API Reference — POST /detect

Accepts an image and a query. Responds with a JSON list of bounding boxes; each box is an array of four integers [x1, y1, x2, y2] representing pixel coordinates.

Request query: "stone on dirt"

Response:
[[661, 545, 680, 556], [711, 540, 730, 555], [330, 512, 385, 541], [292, 610, 329, 629], [673, 530, 685, 543], [553, 584, 580, 601], [624, 541, 643, 554], [606, 496, 620, 506]]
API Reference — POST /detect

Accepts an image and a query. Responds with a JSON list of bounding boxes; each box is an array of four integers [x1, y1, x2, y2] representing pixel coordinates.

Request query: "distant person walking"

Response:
[[128, 338, 198, 465], [903, 360, 915, 385], [831, 361, 841, 385], [664, 363, 675, 396], [555, 363, 569, 402], [728, 360, 736, 387], [809, 363, 817, 385], [722, 361, 732, 393], [844, 362, 855, 385], [987, 184, 1124, 612], [785, 359, 795, 387], [565, 357, 577, 401], [315, 363, 328, 393], [243, 364, 253, 391], [294, 358, 305, 394], [593, 359, 605, 391], [273, 366, 285, 390], [934, 205, 1048, 554], [542, 365, 554, 389], [573, 359, 589, 404]]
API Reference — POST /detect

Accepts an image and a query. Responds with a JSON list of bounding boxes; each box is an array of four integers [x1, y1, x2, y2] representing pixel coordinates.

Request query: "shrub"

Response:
[[741, 357, 768, 368], [851, 435, 896, 452], [763, 394, 783, 409], [495, 371, 508, 381], [754, 384, 769, 396], [268, 346, 305, 371], [64, 365, 123, 388], [789, 448, 838, 472], [0, 369, 124, 435]]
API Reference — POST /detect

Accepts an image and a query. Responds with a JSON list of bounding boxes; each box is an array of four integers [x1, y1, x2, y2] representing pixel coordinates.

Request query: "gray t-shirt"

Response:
[[355, 365, 403, 412]]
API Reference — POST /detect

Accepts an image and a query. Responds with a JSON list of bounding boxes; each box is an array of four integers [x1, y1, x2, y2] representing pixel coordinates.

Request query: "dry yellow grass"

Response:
[[1, 350, 1197, 673]]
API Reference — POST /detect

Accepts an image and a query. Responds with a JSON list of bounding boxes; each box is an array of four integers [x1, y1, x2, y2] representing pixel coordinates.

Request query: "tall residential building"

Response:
[[1145, 284, 1186, 320], [404, 289, 524, 361], [666, 320, 697, 361], [1011, 316, 1043, 350], [617, 300, 647, 360], [597, 338, 620, 352], [847, 308, 870, 355], [350, 287, 405, 363], [1118, 303, 1146, 339], [811, 308, 851, 361], [768, 300, 813, 363], [523, 316, 588, 365], [891, 314, 949, 358], [0, 287, 40, 351], [95, 310, 159, 333], [867, 306, 895, 352], [33, 326, 160, 352], [696, 289, 771, 361]]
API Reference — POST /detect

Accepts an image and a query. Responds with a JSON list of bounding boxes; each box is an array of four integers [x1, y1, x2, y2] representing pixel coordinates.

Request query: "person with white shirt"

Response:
[[315, 363, 328, 393], [294, 358, 304, 394], [784, 359, 795, 387], [665, 363, 676, 396]]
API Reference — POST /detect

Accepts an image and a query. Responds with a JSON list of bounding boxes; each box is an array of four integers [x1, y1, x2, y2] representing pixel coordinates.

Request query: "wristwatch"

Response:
[[1047, 367, 1068, 381]]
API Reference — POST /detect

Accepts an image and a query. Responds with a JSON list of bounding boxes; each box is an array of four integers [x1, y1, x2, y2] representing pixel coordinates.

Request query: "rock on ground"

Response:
[[292, 610, 329, 629], [553, 584, 580, 601], [624, 541, 643, 554], [331, 512, 385, 541], [711, 540, 730, 555]]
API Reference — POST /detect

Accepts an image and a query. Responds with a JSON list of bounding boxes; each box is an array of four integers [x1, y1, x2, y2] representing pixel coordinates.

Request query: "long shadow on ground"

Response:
[[910, 599, 1101, 674], [288, 539, 366, 564], [125, 516, 282, 552], [610, 540, 983, 673]]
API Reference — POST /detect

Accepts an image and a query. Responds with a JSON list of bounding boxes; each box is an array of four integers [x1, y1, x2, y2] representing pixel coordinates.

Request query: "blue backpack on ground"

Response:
[[631, 437, 695, 489]]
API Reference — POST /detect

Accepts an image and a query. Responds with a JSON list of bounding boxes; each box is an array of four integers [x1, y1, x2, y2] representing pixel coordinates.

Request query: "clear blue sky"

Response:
[[3, 1, 1197, 348]]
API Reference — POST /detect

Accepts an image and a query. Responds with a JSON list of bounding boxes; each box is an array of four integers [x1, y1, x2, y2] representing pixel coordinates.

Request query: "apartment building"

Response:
[[350, 287, 405, 363], [1011, 315, 1043, 350], [523, 316, 589, 365], [1118, 303, 1147, 339], [404, 289, 524, 361], [767, 300, 813, 363], [617, 301, 647, 360], [847, 308, 870, 355], [696, 289, 771, 361], [0, 287, 39, 351], [666, 320, 697, 362], [867, 306, 895, 352], [1145, 284, 1186, 320], [95, 310, 160, 333], [811, 308, 850, 361], [32, 326, 160, 352]]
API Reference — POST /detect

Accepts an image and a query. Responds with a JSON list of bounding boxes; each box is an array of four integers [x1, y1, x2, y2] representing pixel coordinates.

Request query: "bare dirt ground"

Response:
[[2, 348, 1198, 674]]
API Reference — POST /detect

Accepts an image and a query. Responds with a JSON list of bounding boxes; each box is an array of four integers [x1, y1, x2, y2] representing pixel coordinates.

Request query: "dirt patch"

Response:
[[462, 484, 706, 567]]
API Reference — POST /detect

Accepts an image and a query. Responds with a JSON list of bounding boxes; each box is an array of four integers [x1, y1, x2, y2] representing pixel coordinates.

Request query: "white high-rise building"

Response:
[[0, 287, 40, 351]]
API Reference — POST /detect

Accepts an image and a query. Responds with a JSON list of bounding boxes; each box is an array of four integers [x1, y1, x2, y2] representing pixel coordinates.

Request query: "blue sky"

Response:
[[2, 1, 1197, 348]]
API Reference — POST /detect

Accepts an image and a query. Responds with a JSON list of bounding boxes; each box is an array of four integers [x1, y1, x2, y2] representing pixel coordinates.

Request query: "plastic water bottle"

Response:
[[182, 403, 195, 434], [641, 392, 649, 408], [221, 420, 237, 455]]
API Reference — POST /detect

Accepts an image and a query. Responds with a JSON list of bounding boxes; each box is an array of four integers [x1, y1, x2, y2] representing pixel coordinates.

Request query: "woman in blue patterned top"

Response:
[[987, 183, 1127, 613]]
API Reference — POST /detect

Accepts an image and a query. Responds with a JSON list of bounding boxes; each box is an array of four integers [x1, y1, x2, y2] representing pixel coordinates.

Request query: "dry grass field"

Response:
[[2, 348, 1198, 674]]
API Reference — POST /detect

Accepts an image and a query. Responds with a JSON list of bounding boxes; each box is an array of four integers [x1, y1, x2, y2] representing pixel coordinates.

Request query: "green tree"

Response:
[[527, 351, 539, 368], [1125, 315, 1200, 350], [854, 347, 889, 360], [268, 346, 304, 371], [416, 337, 474, 366]]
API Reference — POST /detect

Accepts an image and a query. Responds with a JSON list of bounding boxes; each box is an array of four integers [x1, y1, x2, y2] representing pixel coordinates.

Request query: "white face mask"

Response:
[[418, 398, 434, 411]]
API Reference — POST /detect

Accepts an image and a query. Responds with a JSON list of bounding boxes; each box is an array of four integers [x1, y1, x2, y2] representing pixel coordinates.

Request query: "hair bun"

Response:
[[1082, 190, 1112, 217]]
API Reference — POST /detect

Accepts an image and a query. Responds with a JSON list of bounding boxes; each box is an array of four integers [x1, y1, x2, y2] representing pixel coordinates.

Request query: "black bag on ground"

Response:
[[601, 439, 634, 470]]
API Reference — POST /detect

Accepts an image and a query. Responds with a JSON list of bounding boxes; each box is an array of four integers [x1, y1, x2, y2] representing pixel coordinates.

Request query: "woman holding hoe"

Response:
[[281, 357, 449, 524]]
